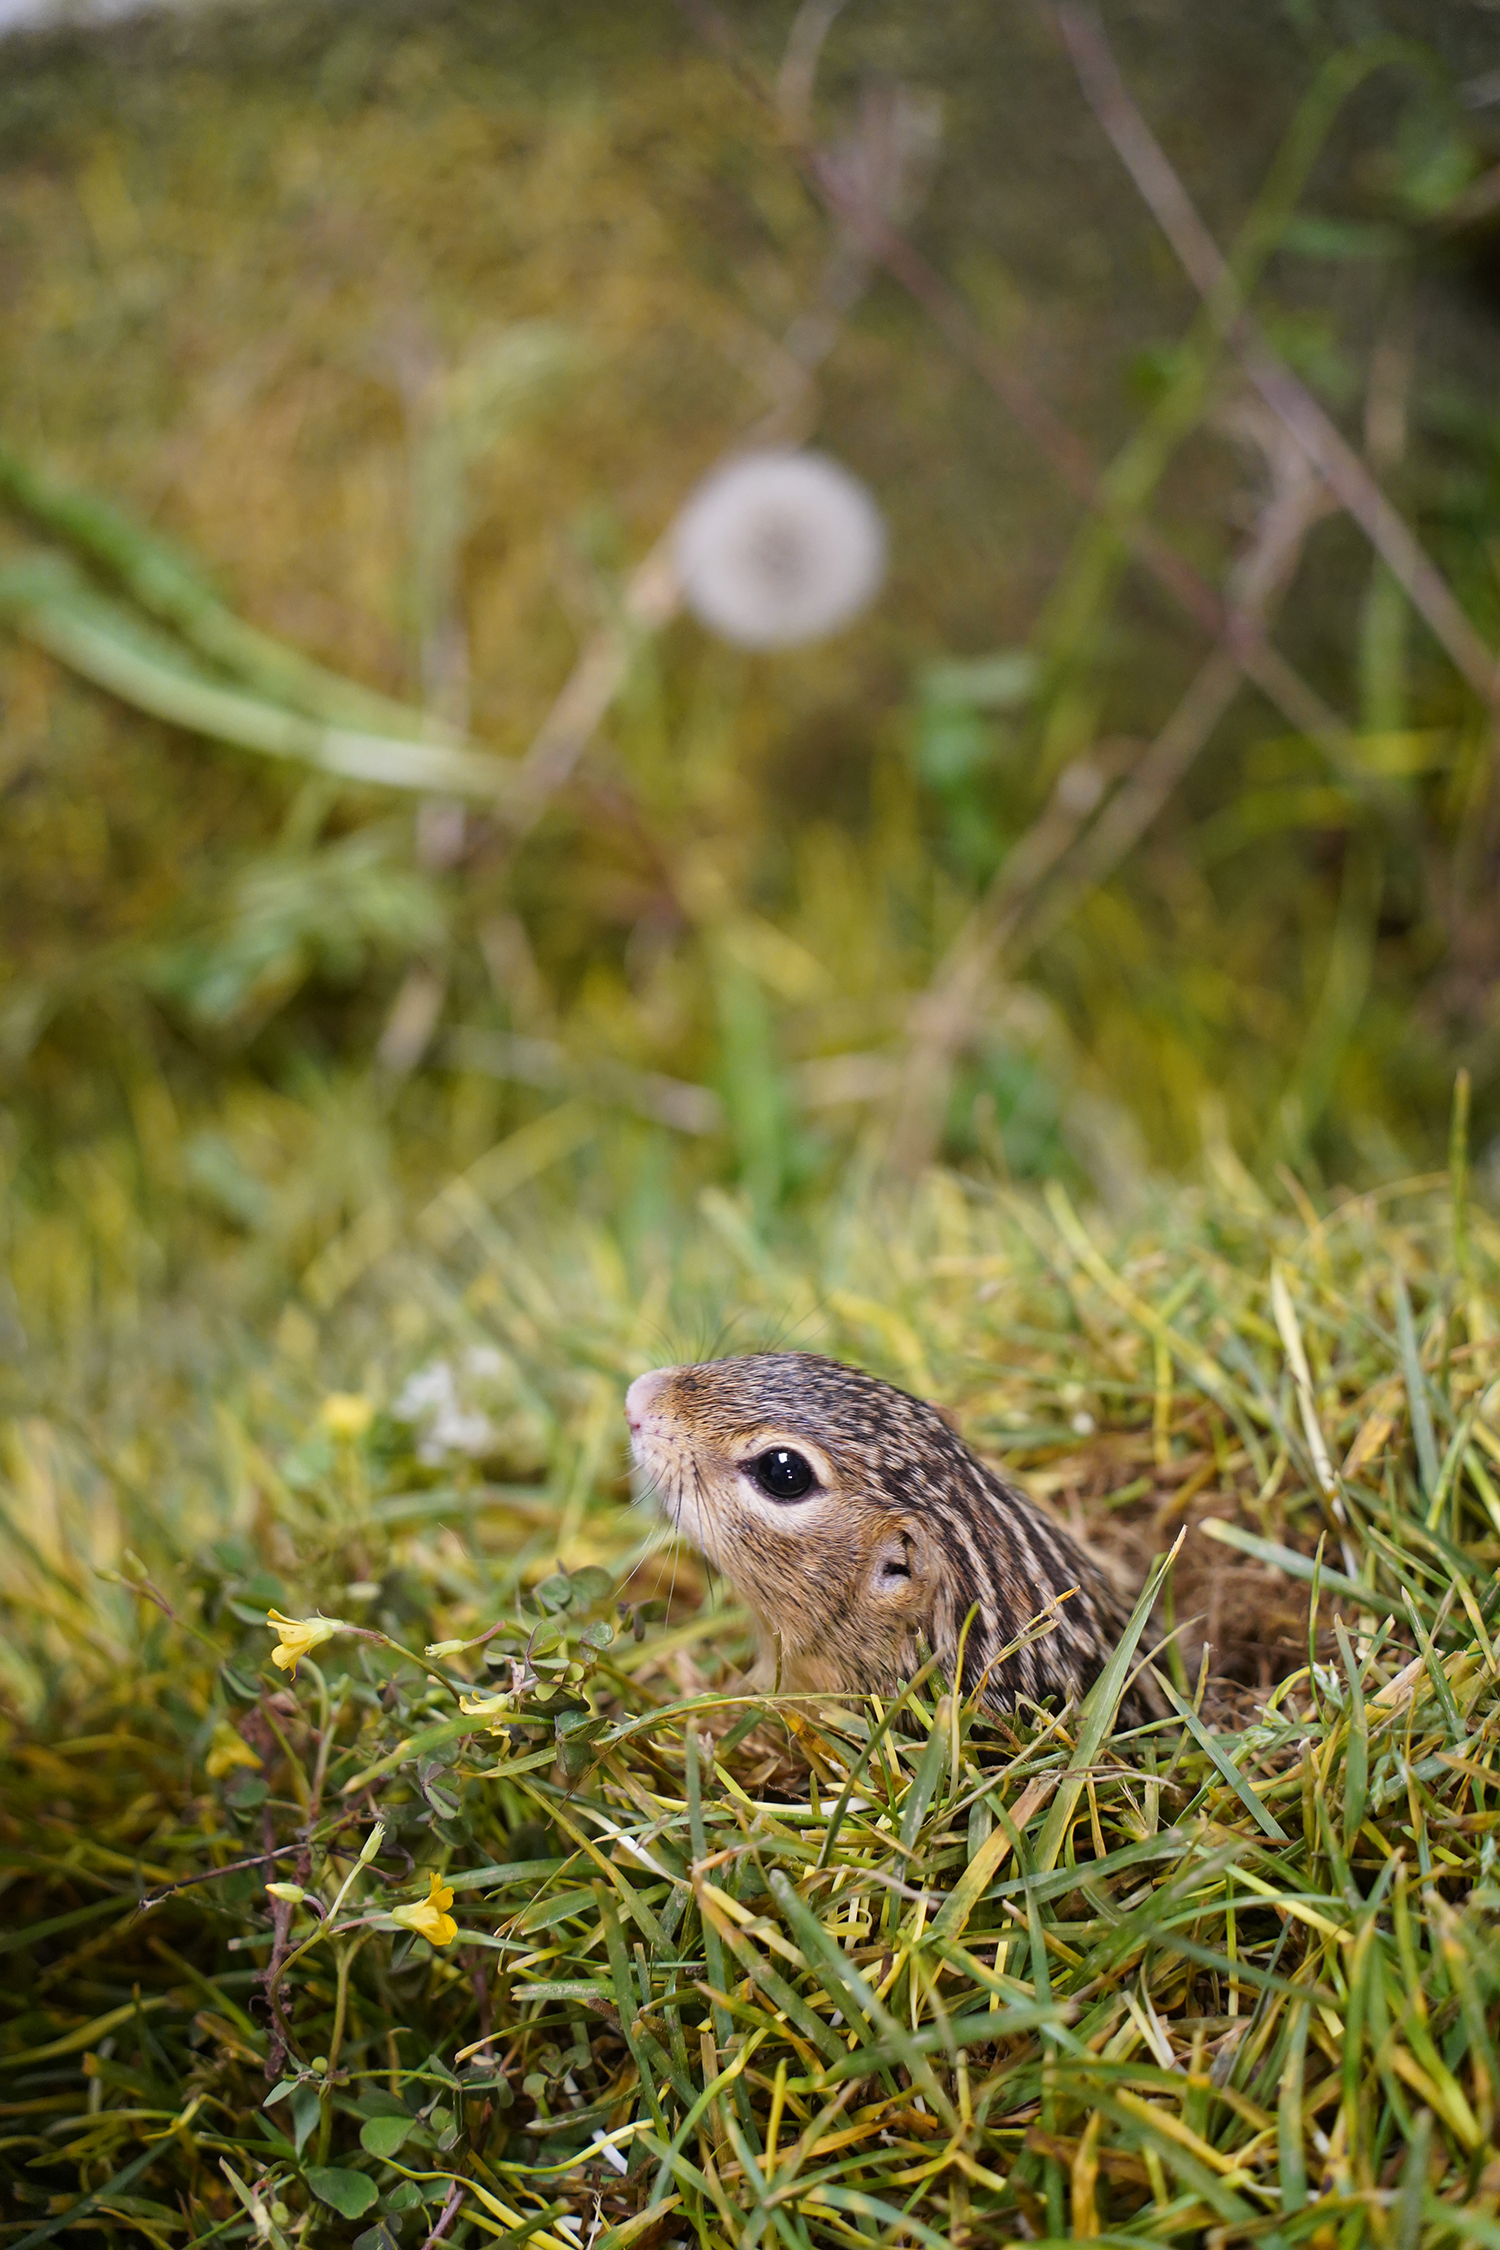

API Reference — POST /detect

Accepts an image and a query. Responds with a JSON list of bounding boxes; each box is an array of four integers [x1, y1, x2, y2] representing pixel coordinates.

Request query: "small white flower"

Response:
[[425, 1405, 496, 1460], [394, 1362, 458, 1421], [673, 450, 886, 649], [393, 1358, 498, 1462]]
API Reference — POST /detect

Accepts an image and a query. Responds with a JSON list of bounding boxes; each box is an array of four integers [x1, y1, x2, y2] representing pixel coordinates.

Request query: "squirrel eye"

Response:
[[749, 1447, 816, 1501]]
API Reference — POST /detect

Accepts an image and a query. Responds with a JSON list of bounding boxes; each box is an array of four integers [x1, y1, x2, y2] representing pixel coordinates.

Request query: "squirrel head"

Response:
[[626, 1352, 987, 1700], [625, 1350, 1145, 1720]]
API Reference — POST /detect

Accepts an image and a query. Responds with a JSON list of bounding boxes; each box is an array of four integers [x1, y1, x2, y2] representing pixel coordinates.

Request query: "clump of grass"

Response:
[[4, 1102, 1500, 2247]]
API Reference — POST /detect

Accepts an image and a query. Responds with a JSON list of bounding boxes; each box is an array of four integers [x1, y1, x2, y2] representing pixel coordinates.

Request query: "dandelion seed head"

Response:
[[673, 449, 886, 650]]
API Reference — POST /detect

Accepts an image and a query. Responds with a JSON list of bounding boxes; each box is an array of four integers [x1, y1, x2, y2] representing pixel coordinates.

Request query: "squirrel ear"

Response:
[[870, 1528, 923, 1594]]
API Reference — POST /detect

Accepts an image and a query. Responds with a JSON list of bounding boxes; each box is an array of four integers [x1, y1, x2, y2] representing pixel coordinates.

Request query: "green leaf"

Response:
[[359, 2114, 414, 2159], [920, 648, 1037, 711], [305, 2167, 378, 2219], [553, 1708, 604, 1738], [352, 2226, 404, 2250], [288, 2080, 322, 2157], [568, 1566, 614, 1606]]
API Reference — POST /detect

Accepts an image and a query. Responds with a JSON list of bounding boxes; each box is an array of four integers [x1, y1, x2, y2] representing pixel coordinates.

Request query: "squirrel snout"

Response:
[[625, 1367, 674, 1430]]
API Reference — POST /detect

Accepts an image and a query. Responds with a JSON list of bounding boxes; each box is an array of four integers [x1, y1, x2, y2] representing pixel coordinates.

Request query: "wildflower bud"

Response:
[[358, 1822, 387, 1865], [426, 1639, 468, 1658], [266, 1882, 305, 1904], [205, 1722, 263, 1780], [321, 1393, 375, 1440]]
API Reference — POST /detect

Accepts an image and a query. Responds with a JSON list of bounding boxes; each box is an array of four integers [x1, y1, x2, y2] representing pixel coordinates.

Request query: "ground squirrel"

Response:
[[626, 1351, 1158, 1729]]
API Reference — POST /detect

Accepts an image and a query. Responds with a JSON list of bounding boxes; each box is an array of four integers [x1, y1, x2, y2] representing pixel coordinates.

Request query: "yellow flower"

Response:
[[321, 1392, 375, 1441], [457, 1687, 512, 1734], [389, 1872, 457, 1948], [266, 1609, 346, 1677], [205, 1721, 262, 1780]]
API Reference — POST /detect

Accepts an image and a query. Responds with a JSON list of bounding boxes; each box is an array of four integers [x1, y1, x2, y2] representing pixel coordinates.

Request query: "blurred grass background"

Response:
[[1, 0, 1498, 1242]]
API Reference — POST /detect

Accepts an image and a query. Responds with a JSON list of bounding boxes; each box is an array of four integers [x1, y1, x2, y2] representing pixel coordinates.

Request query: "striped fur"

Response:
[[626, 1351, 1157, 1728]]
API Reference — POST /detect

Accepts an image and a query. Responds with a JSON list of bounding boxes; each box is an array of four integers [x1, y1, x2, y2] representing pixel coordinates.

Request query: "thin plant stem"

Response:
[[1056, 4, 1500, 716]]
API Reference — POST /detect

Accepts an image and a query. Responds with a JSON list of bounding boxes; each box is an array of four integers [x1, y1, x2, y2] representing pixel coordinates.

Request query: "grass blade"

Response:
[[1394, 1273, 1440, 1501], [0, 558, 524, 802], [1032, 1531, 1183, 1874], [1151, 1666, 1290, 1841]]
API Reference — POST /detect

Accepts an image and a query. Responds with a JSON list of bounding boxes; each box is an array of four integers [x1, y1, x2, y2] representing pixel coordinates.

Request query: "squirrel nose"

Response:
[[625, 1368, 673, 1429]]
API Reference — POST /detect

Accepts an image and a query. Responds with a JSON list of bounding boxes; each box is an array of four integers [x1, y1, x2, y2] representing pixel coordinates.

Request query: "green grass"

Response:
[[5, 6, 1500, 2242], [5, 1094, 1500, 2248]]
